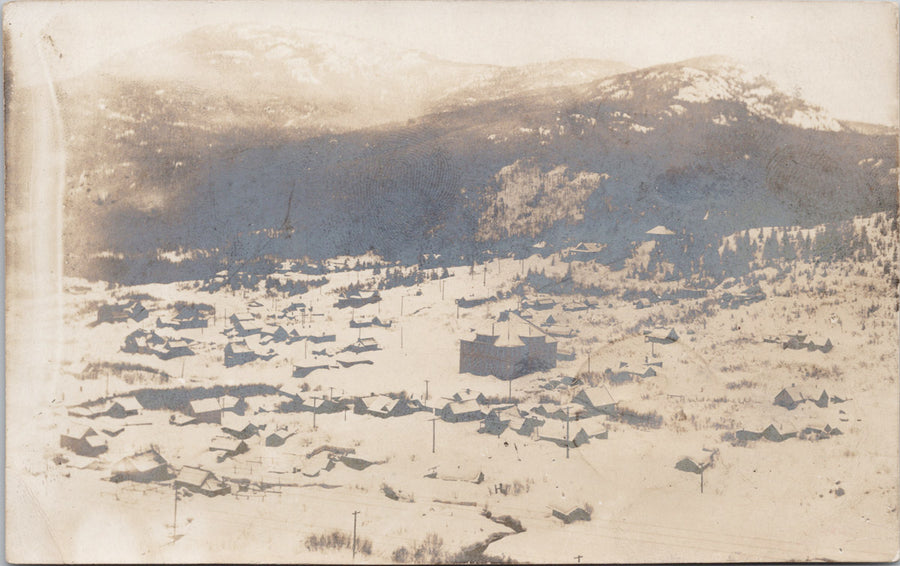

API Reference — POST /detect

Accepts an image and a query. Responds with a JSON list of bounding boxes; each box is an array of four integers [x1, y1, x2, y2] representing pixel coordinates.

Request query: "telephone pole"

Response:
[[424, 379, 429, 405], [312, 396, 319, 430], [352, 510, 360, 559], [172, 485, 179, 541], [429, 417, 438, 453], [566, 406, 570, 459]]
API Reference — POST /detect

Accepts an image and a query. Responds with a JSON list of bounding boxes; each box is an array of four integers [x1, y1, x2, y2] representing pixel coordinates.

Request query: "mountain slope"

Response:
[[57, 44, 898, 281]]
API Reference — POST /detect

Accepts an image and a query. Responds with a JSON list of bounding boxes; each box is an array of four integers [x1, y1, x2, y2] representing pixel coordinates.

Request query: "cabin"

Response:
[[230, 313, 261, 336], [675, 455, 710, 474], [210, 437, 250, 460], [773, 387, 828, 410], [292, 364, 330, 378], [188, 397, 223, 424], [309, 397, 348, 414], [459, 333, 557, 380], [541, 426, 591, 448], [106, 396, 142, 418], [157, 304, 211, 329], [334, 290, 381, 309], [508, 415, 543, 437], [261, 325, 290, 343], [175, 466, 231, 497], [97, 300, 149, 324], [644, 328, 679, 344], [354, 395, 412, 418], [450, 390, 487, 405], [122, 329, 166, 354], [531, 404, 569, 421], [110, 449, 170, 483], [425, 465, 485, 484], [265, 431, 294, 447], [551, 506, 592, 524], [523, 297, 557, 310], [440, 400, 486, 423], [157, 338, 194, 360], [60, 425, 108, 457], [307, 333, 337, 344], [225, 341, 257, 367], [572, 387, 617, 414], [481, 406, 524, 435], [562, 242, 606, 262], [343, 337, 381, 354], [221, 422, 262, 440]]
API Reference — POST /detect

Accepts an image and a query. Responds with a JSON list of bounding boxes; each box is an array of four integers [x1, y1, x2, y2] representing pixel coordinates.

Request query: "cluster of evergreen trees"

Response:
[[636, 216, 895, 282], [265, 275, 328, 296]]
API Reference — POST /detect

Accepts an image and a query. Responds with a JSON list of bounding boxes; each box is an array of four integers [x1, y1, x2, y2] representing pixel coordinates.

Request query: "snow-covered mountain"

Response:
[[51, 26, 897, 282]]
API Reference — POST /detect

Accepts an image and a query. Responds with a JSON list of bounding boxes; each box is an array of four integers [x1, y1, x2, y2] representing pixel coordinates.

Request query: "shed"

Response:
[[354, 395, 411, 418], [440, 400, 486, 423], [265, 431, 294, 447], [675, 456, 709, 474], [106, 396, 142, 418], [551, 506, 592, 524], [110, 449, 170, 483], [225, 341, 257, 367], [60, 425, 108, 457], [189, 397, 223, 424], [645, 328, 679, 344], [229, 312, 261, 335], [175, 466, 231, 497], [210, 437, 250, 460], [344, 337, 381, 354], [572, 387, 617, 414]]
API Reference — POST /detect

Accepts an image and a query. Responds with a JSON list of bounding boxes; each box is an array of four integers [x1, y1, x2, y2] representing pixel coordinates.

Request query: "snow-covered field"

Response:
[[7, 226, 899, 563]]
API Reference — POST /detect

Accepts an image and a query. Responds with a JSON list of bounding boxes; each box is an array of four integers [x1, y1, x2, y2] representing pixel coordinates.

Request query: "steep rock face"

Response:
[[52, 26, 897, 280]]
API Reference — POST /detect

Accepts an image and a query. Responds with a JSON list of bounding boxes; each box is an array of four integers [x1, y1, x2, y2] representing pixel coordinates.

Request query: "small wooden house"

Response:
[[60, 425, 108, 457], [551, 505, 592, 524], [175, 466, 231, 497], [189, 397, 223, 424], [110, 449, 170, 483]]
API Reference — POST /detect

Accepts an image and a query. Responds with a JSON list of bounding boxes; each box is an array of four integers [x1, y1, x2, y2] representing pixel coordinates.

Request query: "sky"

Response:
[[4, 0, 899, 125]]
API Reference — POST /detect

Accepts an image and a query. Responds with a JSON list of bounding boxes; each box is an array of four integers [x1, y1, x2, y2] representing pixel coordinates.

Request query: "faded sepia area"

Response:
[[4, 1, 899, 563]]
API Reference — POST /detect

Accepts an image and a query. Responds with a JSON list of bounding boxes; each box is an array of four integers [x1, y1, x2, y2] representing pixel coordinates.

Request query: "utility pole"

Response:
[[566, 406, 570, 459], [429, 417, 438, 453], [575, 555, 583, 564], [312, 396, 318, 430], [401, 326, 404, 349], [401, 295, 404, 317], [441, 280, 445, 301], [329, 387, 334, 401], [172, 485, 179, 541], [424, 379, 429, 405], [508, 380, 512, 403], [352, 510, 360, 559]]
